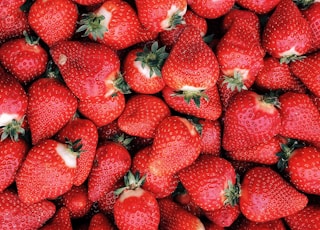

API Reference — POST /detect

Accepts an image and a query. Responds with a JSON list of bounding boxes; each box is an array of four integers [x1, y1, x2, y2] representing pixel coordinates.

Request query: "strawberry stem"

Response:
[[113, 73, 131, 94], [171, 90, 209, 108], [64, 138, 85, 158], [276, 139, 304, 171], [167, 11, 186, 30], [279, 54, 306, 64], [114, 171, 146, 196], [0, 117, 25, 142], [222, 71, 248, 92], [77, 13, 107, 41], [224, 174, 241, 206]]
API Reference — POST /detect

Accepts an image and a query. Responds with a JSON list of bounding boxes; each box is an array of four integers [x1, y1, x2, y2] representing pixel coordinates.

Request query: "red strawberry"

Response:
[[41, 207, 72, 230], [162, 85, 222, 121], [187, 0, 235, 19], [113, 171, 160, 230], [178, 155, 238, 211], [173, 188, 202, 217], [217, 73, 240, 113], [311, 93, 320, 112], [0, 138, 28, 192], [88, 141, 131, 202], [239, 166, 308, 222], [27, 78, 78, 145], [50, 41, 121, 100], [278, 91, 320, 143], [73, 0, 104, 6], [262, 0, 313, 63], [235, 0, 281, 14], [289, 51, 320, 97], [98, 119, 123, 142], [233, 217, 286, 230], [158, 198, 205, 230], [162, 25, 220, 103], [28, 0, 78, 46], [55, 117, 98, 186], [117, 94, 171, 139], [89, 213, 115, 230], [135, 0, 187, 32], [198, 118, 221, 155], [0, 32, 48, 84], [0, 190, 56, 229], [122, 42, 167, 94], [16, 139, 81, 204], [284, 204, 320, 230], [222, 90, 281, 152], [148, 116, 201, 177], [204, 204, 241, 228]]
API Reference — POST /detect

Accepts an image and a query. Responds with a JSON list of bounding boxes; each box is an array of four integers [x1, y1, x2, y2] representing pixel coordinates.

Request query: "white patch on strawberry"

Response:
[[0, 113, 19, 127], [96, 7, 112, 30], [280, 46, 301, 57], [179, 85, 206, 91], [58, 54, 67, 65], [160, 4, 187, 30], [118, 187, 145, 202], [55, 143, 77, 168], [134, 61, 157, 78]]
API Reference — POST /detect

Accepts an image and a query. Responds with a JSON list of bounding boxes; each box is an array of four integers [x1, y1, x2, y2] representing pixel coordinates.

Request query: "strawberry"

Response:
[[117, 95, 170, 139], [198, 118, 221, 155], [0, 32, 48, 84], [187, 0, 235, 19], [0, 0, 29, 43], [222, 90, 281, 152], [204, 204, 241, 228], [131, 146, 179, 198], [178, 155, 238, 211], [284, 204, 320, 230], [122, 42, 168, 94], [28, 0, 78, 46], [289, 51, 320, 97], [135, 0, 187, 33], [158, 198, 205, 230], [41, 207, 72, 230], [239, 166, 308, 222], [55, 117, 98, 186], [162, 25, 220, 103], [50, 41, 121, 100], [278, 91, 320, 143], [88, 141, 131, 202], [311, 93, 320, 112], [98, 119, 123, 143], [232, 217, 286, 230], [27, 77, 78, 145], [89, 213, 115, 230], [0, 138, 28, 192], [173, 188, 202, 217], [16, 139, 81, 204], [0, 70, 28, 141], [235, 0, 281, 14], [262, 0, 313, 63], [217, 73, 240, 113], [148, 116, 201, 177], [0, 190, 56, 229], [162, 85, 222, 121], [73, 0, 104, 6], [113, 171, 160, 230]]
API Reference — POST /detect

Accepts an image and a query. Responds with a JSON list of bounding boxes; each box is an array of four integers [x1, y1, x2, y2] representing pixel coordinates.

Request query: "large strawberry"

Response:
[[262, 0, 313, 63], [239, 166, 308, 222], [235, 0, 281, 14], [27, 77, 78, 145], [28, 0, 78, 46], [187, 0, 235, 19], [16, 139, 81, 204], [113, 171, 160, 230], [222, 90, 281, 152], [284, 204, 320, 230]]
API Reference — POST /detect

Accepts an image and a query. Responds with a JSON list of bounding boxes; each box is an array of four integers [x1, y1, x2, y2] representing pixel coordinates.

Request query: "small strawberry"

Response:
[[16, 139, 81, 204], [28, 0, 78, 46], [235, 0, 281, 14], [173, 187, 203, 217], [41, 207, 72, 230], [89, 213, 115, 230], [198, 118, 221, 156], [262, 0, 313, 63], [27, 77, 78, 145], [204, 204, 241, 228], [284, 204, 320, 230], [239, 166, 308, 222], [187, 0, 235, 19], [113, 171, 160, 230]]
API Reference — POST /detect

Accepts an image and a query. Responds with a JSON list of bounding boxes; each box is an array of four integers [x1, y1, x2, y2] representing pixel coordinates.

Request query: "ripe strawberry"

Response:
[[16, 139, 81, 204], [187, 0, 235, 19], [289, 51, 320, 97], [204, 204, 241, 228], [162, 85, 222, 121], [117, 94, 171, 139], [28, 0, 78, 46], [310, 93, 320, 112], [122, 42, 167, 94], [0, 190, 56, 229], [148, 116, 201, 177], [73, 0, 104, 6], [239, 166, 308, 222], [158, 198, 205, 230], [222, 90, 281, 152], [232, 217, 286, 230], [97, 179, 123, 215], [0, 138, 28, 192], [262, 0, 313, 63], [284, 204, 320, 230], [135, 0, 187, 32], [55, 117, 98, 186], [88, 141, 131, 202], [278, 91, 320, 143], [198, 118, 221, 155], [50, 41, 121, 100], [41, 207, 72, 230], [113, 171, 160, 230], [0, 32, 48, 84], [89, 213, 115, 230], [235, 0, 281, 14], [98, 119, 123, 143], [131, 146, 179, 198], [162, 26, 220, 103], [217, 73, 240, 113], [178, 155, 238, 211], [0, 70, 28, 141], [173, 188, 202, 217], [27, 78, 78, 145]]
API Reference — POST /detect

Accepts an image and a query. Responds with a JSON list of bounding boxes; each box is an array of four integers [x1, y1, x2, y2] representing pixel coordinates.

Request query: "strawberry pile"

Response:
[[1, 0, 320, 229]]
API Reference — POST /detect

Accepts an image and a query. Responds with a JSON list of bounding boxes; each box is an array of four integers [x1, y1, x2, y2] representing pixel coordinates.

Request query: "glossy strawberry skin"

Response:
[[199, 119, 221, 156], [284, 204, 320, 230], [187, 0, 235, 19], [234, 217, 286, 230], [204, 204, 241, 228], [302, 3, 320, 53], [89, 213, 115, 230], [41, 207, 72, 230], [235, 0, 281, 14]]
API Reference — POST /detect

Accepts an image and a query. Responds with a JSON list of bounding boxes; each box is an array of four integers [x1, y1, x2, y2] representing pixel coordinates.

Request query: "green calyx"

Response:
[[171, 90, 209, 108], [23, 30, 40, 46], [135, 41, 169, 77], [113, 73, 131, 95], [112, 133, 134, 150], [276, 138, 304, 171], [167, 11, 186, 30], [293, 0, 315, 9], [64, 138, 85, 158], [114, 171, 146, 196], [0, 117, 25, 142], [77, 13, 107, 41], [279, 54, 306, 64], [186, 116, 203, 135], [222, 71, 248, 92], [224, 174, 241, 207], [261, 91, 281, 109]]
